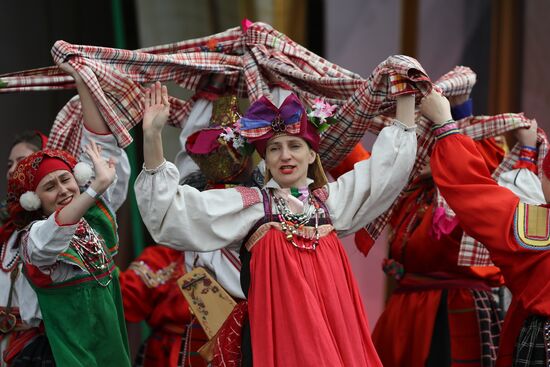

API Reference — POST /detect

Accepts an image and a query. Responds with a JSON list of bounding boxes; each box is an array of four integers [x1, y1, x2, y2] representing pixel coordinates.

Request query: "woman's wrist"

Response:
[[395, 94, 415, 127], [143, 159, 167, 173], [84, 186, 101, 200], [143, 127, 163, 140], [89, 179, 110, 195], [432, 113, 453, 124], [70, 72, 84, 84], [519, 139, 537, 148]]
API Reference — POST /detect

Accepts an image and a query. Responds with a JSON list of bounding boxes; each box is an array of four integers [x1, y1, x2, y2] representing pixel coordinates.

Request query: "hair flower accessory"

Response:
[[219, 122, 255, 155], [307, 98, 338, 133]]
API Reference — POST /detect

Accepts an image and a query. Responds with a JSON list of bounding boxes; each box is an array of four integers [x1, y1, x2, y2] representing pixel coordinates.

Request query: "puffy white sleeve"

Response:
[[135, 161, 264, 251], [326, 121, 417, 237], [174, 99, 213, 183], [80, 126, 131, 212], [22, 214, 78, 267], [497, 168, 545, 205], [185, 249, 245, 299]]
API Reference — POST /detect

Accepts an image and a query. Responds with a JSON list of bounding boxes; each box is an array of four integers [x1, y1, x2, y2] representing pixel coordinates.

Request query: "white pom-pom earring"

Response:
[[73, 162, 94, 186], [19, 191, 41, 211]]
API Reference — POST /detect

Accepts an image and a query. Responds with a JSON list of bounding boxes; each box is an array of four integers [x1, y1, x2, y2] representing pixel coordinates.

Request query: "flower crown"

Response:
[[236, 96, 338, 150]]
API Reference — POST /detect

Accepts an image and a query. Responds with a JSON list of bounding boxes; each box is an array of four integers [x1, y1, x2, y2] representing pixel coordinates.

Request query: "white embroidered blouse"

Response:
[[17, 128, 130, 285], [135, 121, 417, 252]]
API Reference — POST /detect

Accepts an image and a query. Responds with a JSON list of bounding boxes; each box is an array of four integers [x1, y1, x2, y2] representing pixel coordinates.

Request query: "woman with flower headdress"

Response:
[[5, 62, 131, 367], [135, 81, 420, 366]]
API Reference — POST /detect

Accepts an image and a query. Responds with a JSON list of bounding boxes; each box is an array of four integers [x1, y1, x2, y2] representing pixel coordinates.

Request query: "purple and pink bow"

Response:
[[239, 93, 320, 156]]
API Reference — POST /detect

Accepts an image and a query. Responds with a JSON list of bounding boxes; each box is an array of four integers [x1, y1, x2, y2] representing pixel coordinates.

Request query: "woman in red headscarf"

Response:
[[4, 61, 131, 367], [135, 81, 423, 367]]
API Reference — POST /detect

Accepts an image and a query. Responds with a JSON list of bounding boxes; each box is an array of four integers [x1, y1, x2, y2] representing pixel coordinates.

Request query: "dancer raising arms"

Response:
[[135, 81, 420, 366]]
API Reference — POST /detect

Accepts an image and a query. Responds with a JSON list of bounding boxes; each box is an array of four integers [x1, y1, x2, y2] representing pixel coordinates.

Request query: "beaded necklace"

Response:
[[0, 241, 19, 273], [70, 220, 112, 287], [272, 192, 321, 250]]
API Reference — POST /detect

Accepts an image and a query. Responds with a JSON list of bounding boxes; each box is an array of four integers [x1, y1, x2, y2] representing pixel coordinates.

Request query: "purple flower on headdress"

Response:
[[308, 98, 337, 123]]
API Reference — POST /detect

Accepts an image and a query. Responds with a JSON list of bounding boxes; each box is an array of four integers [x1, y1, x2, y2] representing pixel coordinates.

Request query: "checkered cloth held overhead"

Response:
[[0, 22, 544, 250]]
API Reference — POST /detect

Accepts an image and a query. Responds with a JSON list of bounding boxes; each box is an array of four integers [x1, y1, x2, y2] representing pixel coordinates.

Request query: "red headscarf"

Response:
[[6, 149, 77, 228]]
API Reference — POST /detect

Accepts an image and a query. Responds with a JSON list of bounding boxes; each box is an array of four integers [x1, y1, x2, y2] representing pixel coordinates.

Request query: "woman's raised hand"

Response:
[[86, 140, 116, 193], [143, 81, 170, 134], [420, 91, 453, 124]]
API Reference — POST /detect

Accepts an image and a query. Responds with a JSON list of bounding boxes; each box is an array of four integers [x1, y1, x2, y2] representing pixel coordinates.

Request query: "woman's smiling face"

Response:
[[35, 170, 80, 216]]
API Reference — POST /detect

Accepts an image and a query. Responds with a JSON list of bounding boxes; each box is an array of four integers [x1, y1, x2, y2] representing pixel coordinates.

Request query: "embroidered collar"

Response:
[[265, 178, 314, 213]]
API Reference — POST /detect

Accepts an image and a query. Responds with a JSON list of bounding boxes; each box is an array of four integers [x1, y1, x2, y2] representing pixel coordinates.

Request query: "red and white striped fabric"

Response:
[[0, 22, 543, 251], [0, 23, 433, 161]]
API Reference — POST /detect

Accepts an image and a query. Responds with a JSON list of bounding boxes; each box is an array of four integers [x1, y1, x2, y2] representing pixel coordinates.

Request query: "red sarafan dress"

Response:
[[431, 129, 550, 366], [241, 189, 381, 367], [134, 122, 417, 366], [119, 246, 208, 367], [372, 138, 506, 367]]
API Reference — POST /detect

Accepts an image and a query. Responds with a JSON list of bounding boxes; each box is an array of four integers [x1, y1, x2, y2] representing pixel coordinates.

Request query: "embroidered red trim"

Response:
[[234, 187, 261, 208]]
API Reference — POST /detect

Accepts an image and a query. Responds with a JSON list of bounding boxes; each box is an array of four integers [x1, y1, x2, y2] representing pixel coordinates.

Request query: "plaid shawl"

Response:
[[0, 22, 433, 159], [361, 67, 542, 250], [371, 66, 548, 265], [0, 22, 543, 250]]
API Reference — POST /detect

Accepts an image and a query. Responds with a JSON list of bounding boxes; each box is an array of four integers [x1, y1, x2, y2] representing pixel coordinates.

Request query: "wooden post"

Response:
[[401, 0, 419, 57], [488, 0, 523, 114]]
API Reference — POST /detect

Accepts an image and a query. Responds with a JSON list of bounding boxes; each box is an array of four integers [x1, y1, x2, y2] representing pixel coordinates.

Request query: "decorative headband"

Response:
[[238, 93, 337, 156], [239, 94, 303, 139], [7, 149, 93, 212]]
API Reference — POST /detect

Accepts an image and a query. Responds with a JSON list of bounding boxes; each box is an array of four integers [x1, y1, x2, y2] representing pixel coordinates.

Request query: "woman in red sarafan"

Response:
[[134, 81, 421, 367], [372, 97, 514, 367]]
